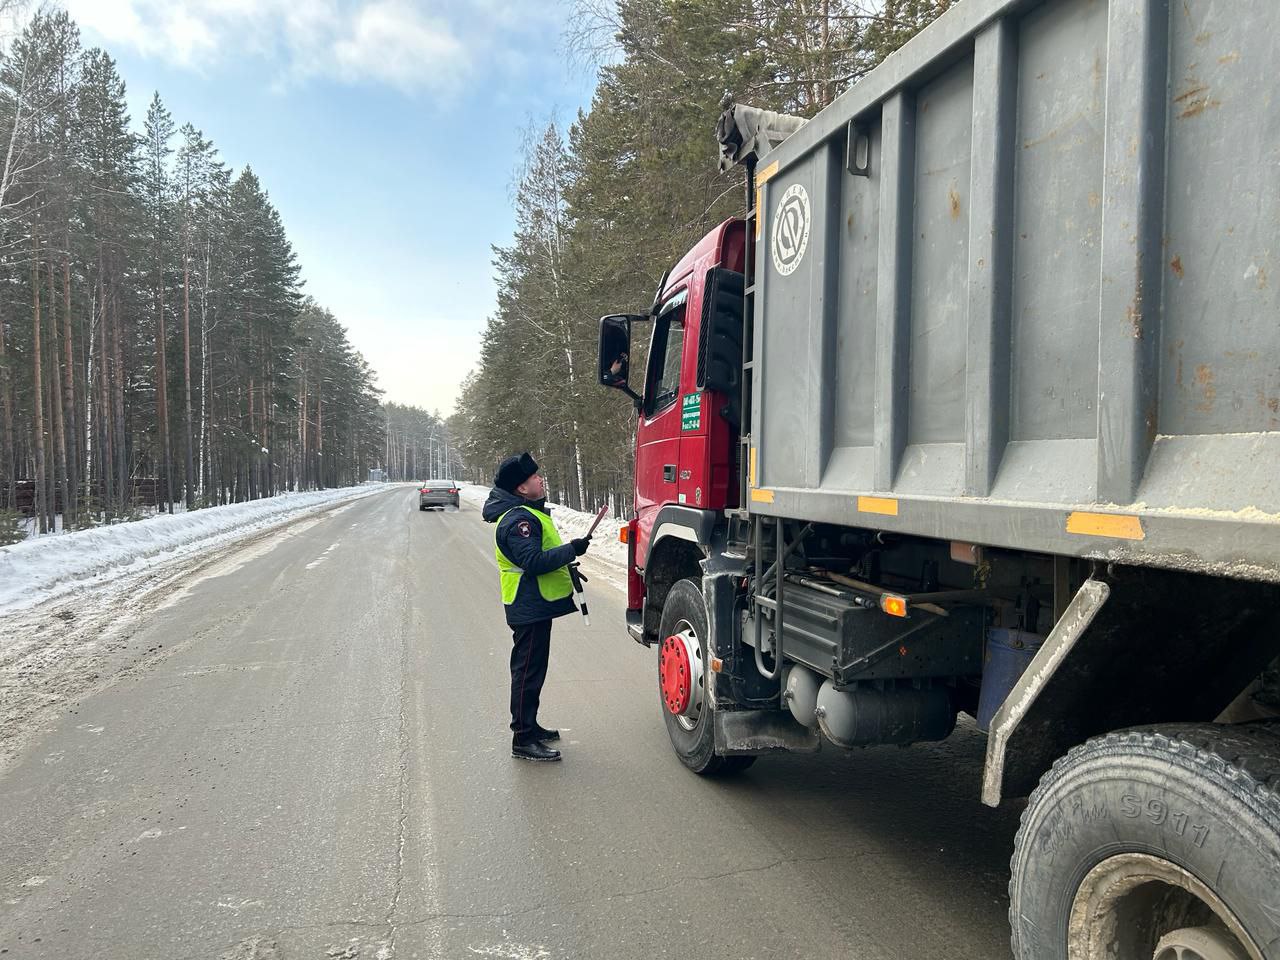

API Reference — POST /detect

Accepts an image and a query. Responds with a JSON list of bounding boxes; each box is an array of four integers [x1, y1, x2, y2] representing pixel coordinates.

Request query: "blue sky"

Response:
[[59, 0, 598, 415]]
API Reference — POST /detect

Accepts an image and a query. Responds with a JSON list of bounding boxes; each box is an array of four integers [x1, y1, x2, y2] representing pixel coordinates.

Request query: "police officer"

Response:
[[482, 452, 591, 761]]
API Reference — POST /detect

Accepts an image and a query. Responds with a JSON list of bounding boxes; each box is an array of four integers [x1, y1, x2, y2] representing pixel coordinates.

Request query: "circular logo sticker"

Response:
[[771, 183, 811, 277]]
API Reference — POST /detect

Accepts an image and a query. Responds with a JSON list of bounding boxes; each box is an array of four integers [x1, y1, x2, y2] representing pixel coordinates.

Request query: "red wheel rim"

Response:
[[659, 634, 692, 715]]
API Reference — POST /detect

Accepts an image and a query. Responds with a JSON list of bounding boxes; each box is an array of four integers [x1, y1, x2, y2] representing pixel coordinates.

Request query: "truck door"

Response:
[[635, 288, 689, 556]]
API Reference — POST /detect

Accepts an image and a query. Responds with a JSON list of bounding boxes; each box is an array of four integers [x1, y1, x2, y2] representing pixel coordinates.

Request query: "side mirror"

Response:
[[697, 267, 746, 426], [598, 314, 644, 405]]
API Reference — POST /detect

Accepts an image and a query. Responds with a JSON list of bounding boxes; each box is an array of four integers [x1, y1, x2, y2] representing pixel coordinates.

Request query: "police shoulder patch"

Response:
[[516, 519, 532, 538]]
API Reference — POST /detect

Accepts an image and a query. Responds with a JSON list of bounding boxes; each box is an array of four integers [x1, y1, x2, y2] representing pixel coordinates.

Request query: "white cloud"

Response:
[[58, 0, 553, 97], [163, 7, 217, 64], [333, 1, 466, 94]]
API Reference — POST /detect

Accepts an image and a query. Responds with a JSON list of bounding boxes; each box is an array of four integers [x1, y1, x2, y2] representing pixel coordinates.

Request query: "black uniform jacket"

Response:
[[482, 487, 578, 626]]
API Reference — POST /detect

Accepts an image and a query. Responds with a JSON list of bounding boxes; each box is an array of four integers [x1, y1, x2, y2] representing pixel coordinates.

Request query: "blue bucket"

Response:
[[976, 627, 1045, 732]]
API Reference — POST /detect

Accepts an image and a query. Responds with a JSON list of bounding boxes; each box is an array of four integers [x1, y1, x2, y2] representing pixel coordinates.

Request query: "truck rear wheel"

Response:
[[657, 578, 754, 776], [1010, 724, 1280, 960]]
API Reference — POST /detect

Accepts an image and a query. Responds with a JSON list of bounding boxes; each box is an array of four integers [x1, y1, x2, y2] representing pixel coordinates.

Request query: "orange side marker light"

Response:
[[880, 594, 908, 618]]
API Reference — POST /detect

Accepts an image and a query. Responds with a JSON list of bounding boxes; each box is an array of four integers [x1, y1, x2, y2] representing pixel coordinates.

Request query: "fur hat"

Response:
[[495, 452, 539, 494]]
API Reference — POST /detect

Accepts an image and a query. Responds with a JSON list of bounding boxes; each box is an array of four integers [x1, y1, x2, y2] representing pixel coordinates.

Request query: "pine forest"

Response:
[[451, 0, 951, 513], [0, 1, 951, 539]]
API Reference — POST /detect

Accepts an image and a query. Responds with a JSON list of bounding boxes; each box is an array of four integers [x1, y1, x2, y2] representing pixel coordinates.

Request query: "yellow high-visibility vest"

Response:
[[495, 507, 573, 604]]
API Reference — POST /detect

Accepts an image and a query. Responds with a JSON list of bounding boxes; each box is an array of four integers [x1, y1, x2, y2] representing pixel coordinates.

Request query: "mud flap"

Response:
[[625, 608, 647, 645], [982, 569, 1280, 807], [982, 578, 1110, 807], [713, 709, 822, 756]]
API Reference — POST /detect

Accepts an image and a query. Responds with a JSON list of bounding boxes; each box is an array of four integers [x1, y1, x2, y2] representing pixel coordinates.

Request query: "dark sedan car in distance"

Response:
[[418, 479, 460, 510]]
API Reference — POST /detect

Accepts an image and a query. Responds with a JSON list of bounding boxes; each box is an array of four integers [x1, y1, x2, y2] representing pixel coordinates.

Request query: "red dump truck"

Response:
[[595, 1, 1280, 957]]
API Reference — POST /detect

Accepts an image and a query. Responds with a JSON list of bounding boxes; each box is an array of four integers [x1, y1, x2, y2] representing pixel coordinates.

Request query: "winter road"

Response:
[[1, 487, 1021, 959]]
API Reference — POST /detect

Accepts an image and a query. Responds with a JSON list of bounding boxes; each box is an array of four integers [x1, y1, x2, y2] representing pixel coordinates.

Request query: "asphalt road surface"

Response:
[[0, 487, 1023, 959]]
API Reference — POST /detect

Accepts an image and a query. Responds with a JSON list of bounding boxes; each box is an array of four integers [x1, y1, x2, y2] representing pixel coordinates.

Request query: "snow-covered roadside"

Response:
[[0, 485, 390, 616], [457, 483, 628, 570], [17, 500, 217, 538]]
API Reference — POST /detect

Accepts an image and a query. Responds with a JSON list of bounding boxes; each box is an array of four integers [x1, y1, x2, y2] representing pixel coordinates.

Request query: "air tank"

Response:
[[782, 663, 822, 728], [814, 680, 955, 748]]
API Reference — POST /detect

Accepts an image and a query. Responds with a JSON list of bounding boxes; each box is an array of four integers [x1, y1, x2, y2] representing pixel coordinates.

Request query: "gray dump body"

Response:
[[749, 0, 1280, 582]]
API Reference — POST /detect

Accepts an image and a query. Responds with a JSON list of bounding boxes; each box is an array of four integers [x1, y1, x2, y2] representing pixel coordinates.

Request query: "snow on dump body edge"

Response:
[[0, 485, 386, 615], [457, 483, 628, 570]]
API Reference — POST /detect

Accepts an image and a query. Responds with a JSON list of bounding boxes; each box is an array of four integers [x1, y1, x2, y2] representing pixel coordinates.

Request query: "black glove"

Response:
[[571, 535, 591, 556]]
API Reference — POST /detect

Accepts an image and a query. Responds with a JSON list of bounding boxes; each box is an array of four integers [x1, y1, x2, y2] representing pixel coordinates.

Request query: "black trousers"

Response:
[[510, 619, 553, 743]]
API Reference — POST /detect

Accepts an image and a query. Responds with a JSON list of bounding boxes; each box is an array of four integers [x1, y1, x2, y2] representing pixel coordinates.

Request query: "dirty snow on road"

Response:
[[0, 484, 629, 774], [0, 485, 387, 616], [0, 485, 391, 772]]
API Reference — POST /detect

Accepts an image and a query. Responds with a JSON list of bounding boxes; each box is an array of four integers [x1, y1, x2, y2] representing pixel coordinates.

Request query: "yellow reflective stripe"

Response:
[[1066, 512, 1146, 541], [755, 161, 780, 239], [857, 496, 899, 517], [755, 160, 780, 187], [750, 488, 774, 503]]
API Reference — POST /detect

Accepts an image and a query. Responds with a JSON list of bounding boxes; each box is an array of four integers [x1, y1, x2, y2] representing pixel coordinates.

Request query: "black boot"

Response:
[[512, 739, 561, 762], [533, 724, 560, 742]]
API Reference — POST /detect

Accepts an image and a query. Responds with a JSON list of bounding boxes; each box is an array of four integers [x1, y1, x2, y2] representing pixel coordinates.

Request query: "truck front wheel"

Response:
[[1010, 724, 1280, 960], [657, 578, 754, 776]]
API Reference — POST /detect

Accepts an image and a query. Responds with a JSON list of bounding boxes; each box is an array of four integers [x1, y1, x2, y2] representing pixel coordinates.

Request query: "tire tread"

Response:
[[1009, 722, 1280, 959]]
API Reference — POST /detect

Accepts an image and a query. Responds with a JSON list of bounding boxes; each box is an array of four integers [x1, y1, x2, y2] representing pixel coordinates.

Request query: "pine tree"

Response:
[[143, 92, 175, 511], [196, 161, 231, 501], [175, 123, 214, 508], [77, 48, 137, 516]]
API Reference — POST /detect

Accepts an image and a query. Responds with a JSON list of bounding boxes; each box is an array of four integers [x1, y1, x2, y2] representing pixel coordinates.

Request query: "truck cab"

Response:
[[597, 218, 747, 636]]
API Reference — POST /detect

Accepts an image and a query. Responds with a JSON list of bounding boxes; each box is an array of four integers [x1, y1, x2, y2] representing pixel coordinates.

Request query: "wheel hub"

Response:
[[1068, 853, 1261, 960], [1155, 926, 1250, 960], [659, 627, 702, 720]]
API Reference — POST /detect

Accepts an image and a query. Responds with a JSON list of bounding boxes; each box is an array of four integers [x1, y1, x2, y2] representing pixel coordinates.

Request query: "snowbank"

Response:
[[0, 485, 385, 615], [458, 483, 628, 570]]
